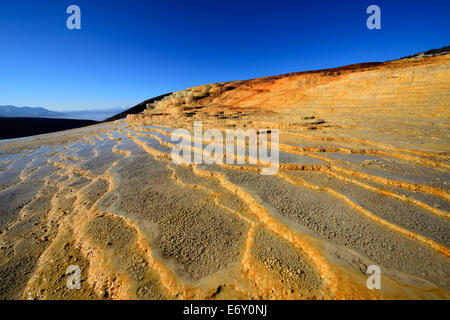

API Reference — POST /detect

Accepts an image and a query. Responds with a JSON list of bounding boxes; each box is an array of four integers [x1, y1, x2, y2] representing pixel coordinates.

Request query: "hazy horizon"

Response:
[[0, 104, 126, 112], [0, 105, 126, 121]]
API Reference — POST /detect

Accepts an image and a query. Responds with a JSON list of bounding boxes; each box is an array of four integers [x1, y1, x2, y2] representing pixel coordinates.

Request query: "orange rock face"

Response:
[[133, 53, 449, 153]]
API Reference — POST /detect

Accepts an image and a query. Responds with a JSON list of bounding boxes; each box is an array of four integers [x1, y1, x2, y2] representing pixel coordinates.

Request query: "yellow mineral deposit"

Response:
[[0, 52, 449, 300]]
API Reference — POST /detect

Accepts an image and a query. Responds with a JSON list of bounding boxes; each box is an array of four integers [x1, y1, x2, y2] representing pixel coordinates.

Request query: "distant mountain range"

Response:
[[0, 105, 126, 121]]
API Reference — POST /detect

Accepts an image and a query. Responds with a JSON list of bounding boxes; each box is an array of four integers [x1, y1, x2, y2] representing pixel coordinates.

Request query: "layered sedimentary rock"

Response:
[[131, 53, 449, 153]]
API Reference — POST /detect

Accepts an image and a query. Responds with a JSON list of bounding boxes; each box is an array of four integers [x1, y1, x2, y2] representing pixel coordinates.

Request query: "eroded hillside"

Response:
[[130, 53, 449, 153]]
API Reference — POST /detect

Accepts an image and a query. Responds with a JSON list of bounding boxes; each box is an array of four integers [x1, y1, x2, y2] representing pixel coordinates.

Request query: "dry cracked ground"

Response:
[[0, 53, 449, 300]]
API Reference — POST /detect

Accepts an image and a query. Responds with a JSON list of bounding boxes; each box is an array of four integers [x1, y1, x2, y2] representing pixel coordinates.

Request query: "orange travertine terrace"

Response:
[[1, 51, 448, 300]]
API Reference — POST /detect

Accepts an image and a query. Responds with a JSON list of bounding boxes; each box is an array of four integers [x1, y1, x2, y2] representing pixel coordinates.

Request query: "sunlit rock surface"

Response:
[[0, 53, 449, 299]]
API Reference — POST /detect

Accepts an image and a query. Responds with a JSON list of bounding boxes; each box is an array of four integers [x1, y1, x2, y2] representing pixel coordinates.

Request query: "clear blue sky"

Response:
[[0, 0, 449, 111]]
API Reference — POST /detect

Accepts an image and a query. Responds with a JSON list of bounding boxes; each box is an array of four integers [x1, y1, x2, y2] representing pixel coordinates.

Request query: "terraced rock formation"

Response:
[[0, 51, 449, 299]]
